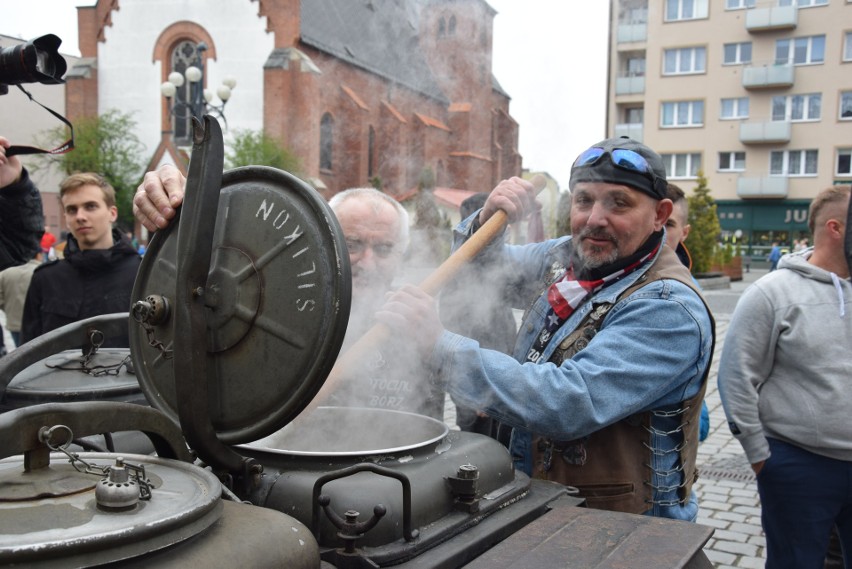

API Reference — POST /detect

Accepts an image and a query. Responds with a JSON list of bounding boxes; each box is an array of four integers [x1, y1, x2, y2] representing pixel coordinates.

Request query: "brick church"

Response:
[[65, 0, 521, 208]]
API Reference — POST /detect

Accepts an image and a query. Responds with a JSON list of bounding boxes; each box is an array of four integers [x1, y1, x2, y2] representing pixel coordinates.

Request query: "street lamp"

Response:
[[160, 42, 236, 137]]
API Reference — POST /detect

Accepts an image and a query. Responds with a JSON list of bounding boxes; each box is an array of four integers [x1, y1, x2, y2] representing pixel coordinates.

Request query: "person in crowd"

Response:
[[718, 185, 852, 568], [767, 241, 782, 271], [0, 250, 42, 347], [133, 167, 444, 419], [664, 182, 710, 442], [19, 172, 141, 346], [373, 137, 715, 520], [40, 229, 57, 261]]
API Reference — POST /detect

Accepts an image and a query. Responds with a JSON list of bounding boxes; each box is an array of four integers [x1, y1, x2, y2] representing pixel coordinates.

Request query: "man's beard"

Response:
[[574, 228, 620, 269]]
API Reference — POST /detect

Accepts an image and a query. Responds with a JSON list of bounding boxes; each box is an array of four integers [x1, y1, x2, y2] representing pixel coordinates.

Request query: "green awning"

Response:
[[715, 200, 810, 232]]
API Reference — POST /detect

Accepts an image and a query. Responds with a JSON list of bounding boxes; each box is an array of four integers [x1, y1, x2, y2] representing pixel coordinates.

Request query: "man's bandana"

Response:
[[547, 243, 659, 320], [524, 233, 662, 364]]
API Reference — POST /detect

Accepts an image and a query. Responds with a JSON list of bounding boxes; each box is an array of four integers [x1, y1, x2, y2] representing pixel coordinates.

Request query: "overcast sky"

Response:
[[1, 0, 610, 190]]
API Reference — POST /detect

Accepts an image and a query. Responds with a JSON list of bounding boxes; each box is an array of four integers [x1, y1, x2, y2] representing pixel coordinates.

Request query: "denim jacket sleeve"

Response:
[[430, 258, 711, 442]]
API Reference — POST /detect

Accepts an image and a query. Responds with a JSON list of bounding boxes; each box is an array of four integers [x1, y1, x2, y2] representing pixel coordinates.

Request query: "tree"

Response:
[[225, 129, 302, 175], [555, 191, 572, 237], [687, 170, 722, 274], [38, 109, 147, 229], [413, 166, 450, 263]]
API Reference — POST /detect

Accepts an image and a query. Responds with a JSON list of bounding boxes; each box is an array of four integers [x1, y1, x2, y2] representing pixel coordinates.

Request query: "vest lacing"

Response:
[[641, 406, 691, 505]]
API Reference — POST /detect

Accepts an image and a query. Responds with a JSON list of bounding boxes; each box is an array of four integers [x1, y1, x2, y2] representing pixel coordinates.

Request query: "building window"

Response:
[[719, 151, 746, 172], [775, 35, 825, 65], [662, 153, 702, 178], [837, 149, 852, 176], [721, 97, 749, 119], [622, 6, 648, 24], [438, 17, 446, 37], [778, 0, 827, 6], [770, 149, 818, 176], [726, 0, 755, 8], [663, 47, 706, 75], [661, 100, 704, 127], [320, 113, 334, 171], [626, 107, 644, 123], [665, 0, 708, 21], [170, 40, 203, 144], [844, 32, 852, 62], [771, 93, 821, 121], [841, 91, 852, 119], [723, 42, 752, 65], [626, 56, 646, 77], [448, 15, 457, 35]]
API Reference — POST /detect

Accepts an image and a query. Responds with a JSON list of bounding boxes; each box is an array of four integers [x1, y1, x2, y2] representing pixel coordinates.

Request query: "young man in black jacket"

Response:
[[20, 172, 140, 346]]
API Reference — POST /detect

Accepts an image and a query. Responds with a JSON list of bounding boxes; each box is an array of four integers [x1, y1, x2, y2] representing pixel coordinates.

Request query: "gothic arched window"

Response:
[[170, 40, 203, 144]]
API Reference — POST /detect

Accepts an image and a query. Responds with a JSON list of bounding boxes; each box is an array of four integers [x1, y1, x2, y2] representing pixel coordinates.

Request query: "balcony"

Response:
[[745, 5, 797, 32], [614, 123, 644, 141], [739, 121, 791, 144], [615, 75, 645, 96], [742, 63, 794, 89], [737, 176, 789, 199], [617, 23, 647, 43]]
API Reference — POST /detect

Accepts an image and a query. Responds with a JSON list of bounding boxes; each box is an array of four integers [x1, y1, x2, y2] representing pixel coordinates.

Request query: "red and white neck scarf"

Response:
[[547, 240, 661, 320], [524, 233, 663, 364]]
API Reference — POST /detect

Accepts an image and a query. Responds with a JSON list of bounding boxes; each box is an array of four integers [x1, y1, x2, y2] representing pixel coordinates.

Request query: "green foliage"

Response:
[[555, 191, 572, 237], [38, 109, 146, 229], [369, 176, 383, 191], [686, 171, 721, 274], [417, 166, 436, 192], [723, 242, 734, 265], [225, 129, 303, 175], [712, 242, 734, 268]]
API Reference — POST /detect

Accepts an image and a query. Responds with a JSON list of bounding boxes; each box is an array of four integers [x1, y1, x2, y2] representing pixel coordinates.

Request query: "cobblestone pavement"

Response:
[[695, 269, 770, 568], [695, 314, 767, 568]]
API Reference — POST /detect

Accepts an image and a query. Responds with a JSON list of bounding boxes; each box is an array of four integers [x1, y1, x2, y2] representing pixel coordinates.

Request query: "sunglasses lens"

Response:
[[610, 149, 651, 174], [574, 147, 605, 167]]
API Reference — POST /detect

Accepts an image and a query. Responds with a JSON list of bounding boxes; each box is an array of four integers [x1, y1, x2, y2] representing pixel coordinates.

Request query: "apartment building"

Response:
[[607, 0, 852, 255]]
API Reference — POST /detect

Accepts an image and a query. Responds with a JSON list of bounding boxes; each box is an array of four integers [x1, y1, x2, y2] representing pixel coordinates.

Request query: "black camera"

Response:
[[0, 34, 67, 88]]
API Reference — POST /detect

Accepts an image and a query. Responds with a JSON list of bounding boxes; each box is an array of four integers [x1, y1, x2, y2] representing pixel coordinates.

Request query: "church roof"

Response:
[[300, 0, 449, 103]]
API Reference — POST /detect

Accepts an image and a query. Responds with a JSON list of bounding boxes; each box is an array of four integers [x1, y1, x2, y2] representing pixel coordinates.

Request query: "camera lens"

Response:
[[0, 34, 66, 86]]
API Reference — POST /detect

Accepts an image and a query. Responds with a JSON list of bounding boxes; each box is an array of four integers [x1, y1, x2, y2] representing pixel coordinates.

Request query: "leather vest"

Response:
[[530, 246, 714, 514]]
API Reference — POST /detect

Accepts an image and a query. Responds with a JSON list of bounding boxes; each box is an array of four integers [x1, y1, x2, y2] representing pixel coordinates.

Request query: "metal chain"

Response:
[[38, 424, 153, 500], [132, 300, 174, 360], [45, 329, 134, 376]]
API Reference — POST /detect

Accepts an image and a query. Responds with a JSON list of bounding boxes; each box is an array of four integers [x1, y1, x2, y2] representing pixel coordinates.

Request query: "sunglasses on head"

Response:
[[573, 147, 666, 195]]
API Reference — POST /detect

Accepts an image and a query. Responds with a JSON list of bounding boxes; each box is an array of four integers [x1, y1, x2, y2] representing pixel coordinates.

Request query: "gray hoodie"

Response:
[[718, 248, 852, 464]]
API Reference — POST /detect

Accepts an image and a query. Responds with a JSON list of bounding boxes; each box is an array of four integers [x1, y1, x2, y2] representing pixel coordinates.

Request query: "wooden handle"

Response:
[[419, 173, 547, 295], [298, 174, 548, 416]]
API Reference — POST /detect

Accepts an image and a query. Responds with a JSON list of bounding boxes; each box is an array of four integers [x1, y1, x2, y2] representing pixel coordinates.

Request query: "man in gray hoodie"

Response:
[[718, 184, 852, 569]]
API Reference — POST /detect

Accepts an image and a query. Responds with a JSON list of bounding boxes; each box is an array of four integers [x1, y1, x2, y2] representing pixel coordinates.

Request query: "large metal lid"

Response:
[[0, 452, 222, 567], [130, 154, 350, 446], [3, 348, 139, 403]]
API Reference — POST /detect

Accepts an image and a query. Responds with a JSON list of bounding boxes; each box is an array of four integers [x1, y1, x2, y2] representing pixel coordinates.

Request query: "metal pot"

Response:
[[238, 406, 527, 564]]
